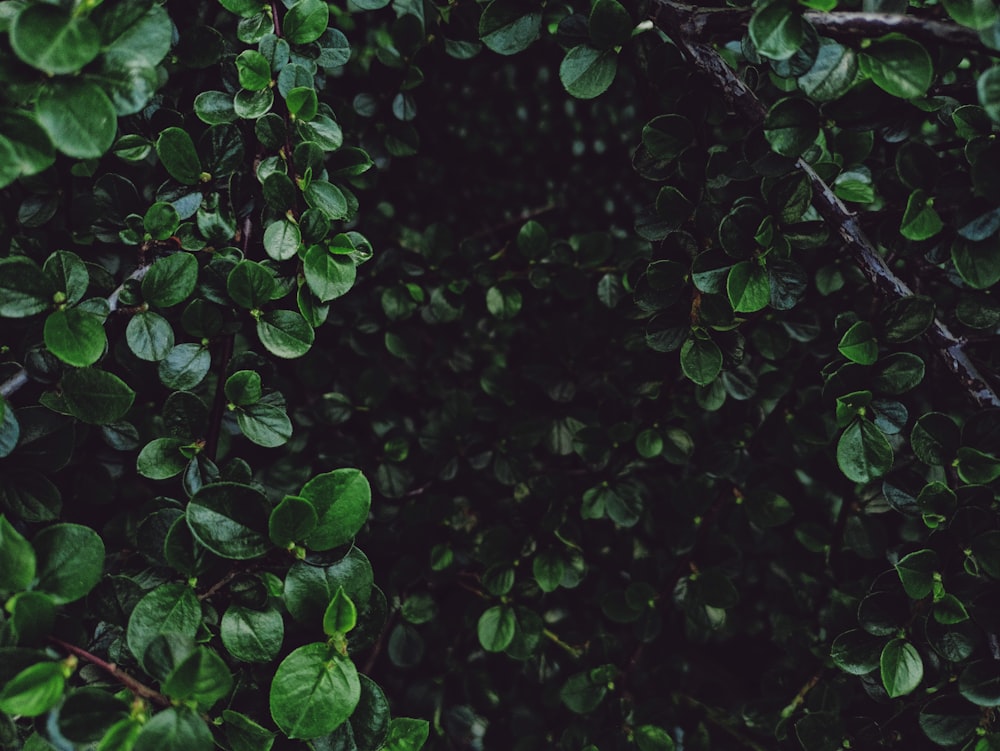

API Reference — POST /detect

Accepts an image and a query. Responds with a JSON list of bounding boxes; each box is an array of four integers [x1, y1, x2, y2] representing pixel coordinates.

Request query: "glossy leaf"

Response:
[[269, 643, 360, 739], [187, 483, 271, 559]]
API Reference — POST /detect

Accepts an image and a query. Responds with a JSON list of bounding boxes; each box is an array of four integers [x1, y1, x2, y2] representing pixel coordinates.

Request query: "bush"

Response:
[[3, 1, 1000, 750]]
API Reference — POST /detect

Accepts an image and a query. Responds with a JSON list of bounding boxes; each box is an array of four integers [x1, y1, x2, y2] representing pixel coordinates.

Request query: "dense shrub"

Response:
[[3, 1, 1000, 750]]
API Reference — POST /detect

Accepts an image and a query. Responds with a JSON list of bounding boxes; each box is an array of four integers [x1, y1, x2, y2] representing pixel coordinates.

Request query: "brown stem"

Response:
[[204, 333, 235, 463], [49, 637, 171, 708], [270, 0, 283, 38], [461, 202, 558, 244], [362, 607, 399, 675], [651, 7, 1000, 409], [197, 564, 257, 601]]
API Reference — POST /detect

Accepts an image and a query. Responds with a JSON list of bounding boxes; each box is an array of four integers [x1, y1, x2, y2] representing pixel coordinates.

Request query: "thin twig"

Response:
[[461, 202, 558, 244], [204, 334, 235, 462], [650, 8, 1000, 409], [0, 264, 152, 401], [362, 607, 399, 674], [49, 637, 171, 708]]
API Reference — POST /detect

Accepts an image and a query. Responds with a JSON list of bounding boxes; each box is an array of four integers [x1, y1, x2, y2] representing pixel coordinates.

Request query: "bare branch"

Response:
[[650, 8, 1000, 409]]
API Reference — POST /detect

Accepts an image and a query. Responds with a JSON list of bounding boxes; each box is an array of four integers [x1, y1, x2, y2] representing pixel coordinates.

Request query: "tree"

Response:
[[2, 0, 1000, 750]]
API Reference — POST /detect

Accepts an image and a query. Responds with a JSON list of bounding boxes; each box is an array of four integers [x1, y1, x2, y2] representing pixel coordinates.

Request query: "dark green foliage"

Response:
[[4, 1, 1000, 750]]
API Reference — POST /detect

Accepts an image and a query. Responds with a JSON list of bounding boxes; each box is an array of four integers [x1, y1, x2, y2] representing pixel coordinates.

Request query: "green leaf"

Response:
[[269, 643, 360, 739], [959, 661, 1000, 706], [727, 261, 770, 313], [156, 128, 203, 185], [284, 549, 374, 624], [323, 586, 358, 636], [911, 412, 960, 465], [283, 0, 329, 45], [227, 260, 275, 309], [133, 708, 213, 751], [956, 446, 1000, 484], [881, 295, 935, 343], [641, 115, 693, 162], [0, 109, 55, 188], [978, 66, 1000, 122], [226, 370, 262, 407], [933, 593, 970, 624], [43, 255, 87, 301], [861, 36, 933, 99], [838, 321, 878, 365], [477, 605, 516, 652], [952, 238, 1000, 289], [143, 253, 199, 308], [236, 402, 292, 447], [764, 97, 819, 157], [561, 670, 608, 713], [382, 718, 429, 751], [749, 0, 805, 60], [0, 662, 65, 717], [896, 549, 938, 599], [219, 0, 264, 16], [837, 418, 893, 483], [269, 495, 317, 547], [257, 310, 315, 358], [303, 246, 357, 302], [36, 80, 117, 159], [126, 312, 175, 361], [33, 523, 104, 603], [127, 583, 201, 667], [872, 352, 925, 395], [97, 3, 173, 67], [222, 711, 276, 751], [680, 333, 722, 386], [158, 343, 211, 390], [44, 308, 106, 367], [0, 514, 36, 592], [194, 91, 238, 125], [162, 648, 232, 710], [236, 50, 271, 91], [486, 285, 522, 319], [0, 257, 52, 317], [137, 438, 190, 480], [831, 629, 882, 675], [303, 180, 350, 221], [880, 638, 923, 698], [10, 4, 100, 75], [144, 202, 181, 241], [263, 219, 302, 261], [187, 482, 271, 559], [589, 0, 632, 50], [479, 0, 541, 55], [900, 190, 943, 241], [944, 0, 999, 29], [61, 368, 135, 425], [560, 45, 617, 99], [300, 468, 372, 551], [797, 39, 858, 101], [533, 550, 565, 593], [220, 606, 284, 664], [635, 725, 676, 751], [286, 87, 318, 121]]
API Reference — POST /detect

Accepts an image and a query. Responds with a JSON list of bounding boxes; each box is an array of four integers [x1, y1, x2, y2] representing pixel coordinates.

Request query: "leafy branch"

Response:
[[652, 3, 1000, 409], [654, 2, 997, 56], [0, 265, 152, 401]]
